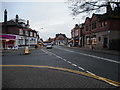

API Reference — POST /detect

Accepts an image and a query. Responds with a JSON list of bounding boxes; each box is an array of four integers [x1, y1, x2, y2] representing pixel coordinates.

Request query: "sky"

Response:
[[0, 0, 87, 41], [0, 0, 105, 41]]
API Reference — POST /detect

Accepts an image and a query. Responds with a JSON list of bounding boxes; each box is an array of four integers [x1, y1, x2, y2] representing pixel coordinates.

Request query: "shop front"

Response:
[[0, 34, 17, 49]]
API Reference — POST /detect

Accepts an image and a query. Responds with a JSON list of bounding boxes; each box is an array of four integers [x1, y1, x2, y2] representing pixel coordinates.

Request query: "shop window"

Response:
[[92, 35, 97, 45], [92, 38, 97, 45], [86, 36, 90, 45]]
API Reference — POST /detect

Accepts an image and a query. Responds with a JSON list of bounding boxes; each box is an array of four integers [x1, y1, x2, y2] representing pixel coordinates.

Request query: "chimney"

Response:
[[106, 2, 112, 14], [15, 14, 19, 23], [27, 20, 29, 26], [75, 24, 79, 27], [4, 9, 7, 23]]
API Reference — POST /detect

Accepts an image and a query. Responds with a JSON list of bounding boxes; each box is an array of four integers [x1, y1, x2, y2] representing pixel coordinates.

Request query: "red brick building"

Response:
[[0, 9, 39, 49], [81, 4, 120, 50], [71, 24, 80, 47]]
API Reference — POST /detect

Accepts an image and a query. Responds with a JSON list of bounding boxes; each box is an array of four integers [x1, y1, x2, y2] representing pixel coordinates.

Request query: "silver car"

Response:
[[46, 43, 52, 49]]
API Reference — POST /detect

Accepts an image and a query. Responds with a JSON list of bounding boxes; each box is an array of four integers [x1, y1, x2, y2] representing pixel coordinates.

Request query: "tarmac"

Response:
[[2, 66, 117, 88], [1, 46, 120, 88], [1, 45, 120, 56]]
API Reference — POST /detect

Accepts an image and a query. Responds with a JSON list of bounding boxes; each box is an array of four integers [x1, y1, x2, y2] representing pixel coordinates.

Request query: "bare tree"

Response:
[[68, 0, 120, 16]]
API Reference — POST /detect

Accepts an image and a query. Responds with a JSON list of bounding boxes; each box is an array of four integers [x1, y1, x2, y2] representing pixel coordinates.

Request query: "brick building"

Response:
[[71, 24, 80, 47], [71, 3, 120, 51], [0, 9, 39, 49], [82, 4, 120, 50]]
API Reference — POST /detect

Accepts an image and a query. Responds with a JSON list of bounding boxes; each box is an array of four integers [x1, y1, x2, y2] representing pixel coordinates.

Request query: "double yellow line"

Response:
[[0, 65, 120, 87]]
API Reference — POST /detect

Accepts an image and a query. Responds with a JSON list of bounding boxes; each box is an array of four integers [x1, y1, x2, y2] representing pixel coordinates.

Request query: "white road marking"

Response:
[[86, 71, 96, 76], [41, 49, 84, 70], [63, 59, 67, 61], [41, 49, 99, 80], [41, 48, 119, 87], [78, 67, 85, 71], [67, 61, 71, 64], [72, 64, 77, 67], [55, 47, 120, 64]]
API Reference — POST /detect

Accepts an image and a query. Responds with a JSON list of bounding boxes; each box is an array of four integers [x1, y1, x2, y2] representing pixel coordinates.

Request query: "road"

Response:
[[1, 45, 120, 88]]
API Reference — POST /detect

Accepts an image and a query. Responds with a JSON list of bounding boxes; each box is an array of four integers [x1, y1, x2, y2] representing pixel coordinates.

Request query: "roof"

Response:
[[2, 20, 34, 30], [55, 33, 67, 38]]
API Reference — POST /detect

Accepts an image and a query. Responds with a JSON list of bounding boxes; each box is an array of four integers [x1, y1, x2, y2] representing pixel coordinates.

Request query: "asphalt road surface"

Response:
[[1, 45, 120, 88]]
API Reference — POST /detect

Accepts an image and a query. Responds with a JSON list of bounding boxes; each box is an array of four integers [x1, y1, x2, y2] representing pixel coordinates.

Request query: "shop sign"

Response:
[[0, 35, 16, 39]]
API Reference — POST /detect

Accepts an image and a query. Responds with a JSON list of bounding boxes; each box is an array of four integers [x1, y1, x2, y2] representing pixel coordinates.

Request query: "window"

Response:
[[104, 21, 107, 26], [100, 21, 107, 27], [30, 32, 33, 37], [19, 29, 23, 35], [34, 33, 36, 37], [72, 31, 74, 37], [98, 37, 101, 41], [25, 31, 28, 36], [92, 35, 97, 45], [86, 36, 90, 45], [92, 22, 96, 29], [86, 25, 89, 31], [75, 29, 79, 36]]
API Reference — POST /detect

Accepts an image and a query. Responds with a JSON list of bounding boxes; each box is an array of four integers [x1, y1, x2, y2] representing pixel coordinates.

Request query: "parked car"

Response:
[[46, 43, 52, 49], [43, 43, 47, 47]]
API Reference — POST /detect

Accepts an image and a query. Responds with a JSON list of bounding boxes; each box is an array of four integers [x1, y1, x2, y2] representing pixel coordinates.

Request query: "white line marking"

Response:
[[67, 61, 71, 64], [55, 47, 120, 64], [63, 59, 67, 61], [78, 67, 85, 71], [72, 64, 77, 67], [41, 49, 86, 72], [86, 71, 96, 76]]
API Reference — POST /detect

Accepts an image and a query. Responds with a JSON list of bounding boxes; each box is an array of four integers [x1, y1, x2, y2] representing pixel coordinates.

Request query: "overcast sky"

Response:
[[0, 0, 98, 40], [0, 0, 86, 40]]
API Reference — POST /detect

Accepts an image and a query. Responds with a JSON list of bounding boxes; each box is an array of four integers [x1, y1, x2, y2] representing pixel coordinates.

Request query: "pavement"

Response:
[[2, 66, 117, 88], [1, 45, 119, 56], [66, 46, 120, 56], [1, 46, 38, 56]]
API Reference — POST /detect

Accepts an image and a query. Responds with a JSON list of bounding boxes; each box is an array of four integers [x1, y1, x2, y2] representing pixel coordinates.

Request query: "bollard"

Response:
[[25, 46, 29, 55]]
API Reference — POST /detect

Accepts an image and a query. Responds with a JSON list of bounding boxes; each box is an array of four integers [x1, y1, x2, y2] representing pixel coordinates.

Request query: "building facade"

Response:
[[82, 5, 120, 50], [0, 9, 39, 49], [71, 24, 83, 47], [54, 33, 68, 45]]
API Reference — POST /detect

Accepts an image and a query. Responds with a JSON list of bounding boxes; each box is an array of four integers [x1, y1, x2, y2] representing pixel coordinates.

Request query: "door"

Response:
[[103, 37, 108, 48]]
